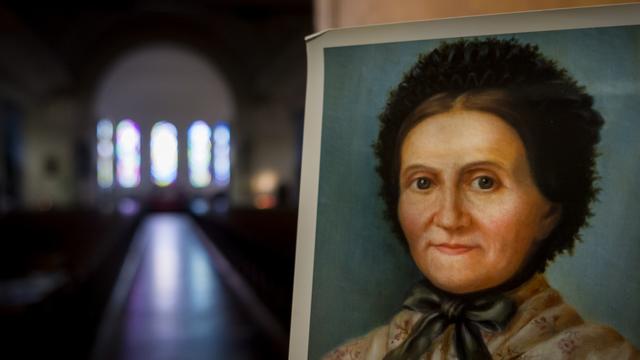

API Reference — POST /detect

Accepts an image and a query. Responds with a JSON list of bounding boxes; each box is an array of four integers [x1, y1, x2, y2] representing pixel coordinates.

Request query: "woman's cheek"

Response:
[[477, 201, 531, 268], [398, 202, 419, 241], [398, 194, 432, 242], [482, 209, 515, 235], [474, 202, 519, 248]]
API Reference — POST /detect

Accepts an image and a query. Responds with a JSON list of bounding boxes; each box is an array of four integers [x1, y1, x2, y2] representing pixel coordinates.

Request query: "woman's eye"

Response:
[[415, 177, 432, 190], [472, 176, 496, 190]]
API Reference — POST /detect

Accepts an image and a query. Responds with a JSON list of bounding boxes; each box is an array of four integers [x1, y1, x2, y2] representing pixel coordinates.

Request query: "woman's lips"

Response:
[[432, 243, 476, 255]]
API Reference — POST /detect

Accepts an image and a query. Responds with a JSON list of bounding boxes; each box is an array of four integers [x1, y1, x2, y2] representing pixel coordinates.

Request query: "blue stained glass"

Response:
[[213, 123, 230, 186]]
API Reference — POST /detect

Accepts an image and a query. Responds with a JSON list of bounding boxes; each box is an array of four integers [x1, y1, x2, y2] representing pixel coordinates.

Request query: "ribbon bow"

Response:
[[383, 281, 516, 360]]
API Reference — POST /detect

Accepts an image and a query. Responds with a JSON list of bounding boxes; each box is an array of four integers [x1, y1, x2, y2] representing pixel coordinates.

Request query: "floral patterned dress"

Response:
[[324, 275, 639, 359]]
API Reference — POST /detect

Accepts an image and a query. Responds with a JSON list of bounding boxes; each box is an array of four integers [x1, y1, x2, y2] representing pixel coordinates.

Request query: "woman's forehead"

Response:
[[400, 110, 527, 171]]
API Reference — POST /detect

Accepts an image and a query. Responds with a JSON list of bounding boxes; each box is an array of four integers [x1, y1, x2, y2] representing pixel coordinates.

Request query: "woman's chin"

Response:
[[419, 251, 497, 294]]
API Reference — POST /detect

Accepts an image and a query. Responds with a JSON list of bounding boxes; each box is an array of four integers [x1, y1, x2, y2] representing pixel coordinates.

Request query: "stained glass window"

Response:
[[213, 122, 230, 186], [151, 121, 178, 186], [188, 121, 212, 188], [116, 119, 141, 188], [97, 119, 114, 188]]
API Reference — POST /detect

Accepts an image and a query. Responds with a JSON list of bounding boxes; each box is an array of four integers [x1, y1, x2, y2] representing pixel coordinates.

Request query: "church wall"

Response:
[[314, 0, 640, 31]]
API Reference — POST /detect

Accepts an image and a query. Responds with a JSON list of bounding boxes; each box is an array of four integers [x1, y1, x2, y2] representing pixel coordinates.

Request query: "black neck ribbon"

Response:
[[383, 280, 517, 360]]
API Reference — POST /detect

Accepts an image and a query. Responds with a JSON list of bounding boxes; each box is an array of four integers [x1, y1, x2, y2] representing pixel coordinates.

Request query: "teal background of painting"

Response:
[[308, 26, 640, 359]]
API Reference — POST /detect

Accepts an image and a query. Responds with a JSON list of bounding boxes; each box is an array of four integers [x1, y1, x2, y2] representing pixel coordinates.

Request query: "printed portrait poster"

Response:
[[290, 5, 640, 360]]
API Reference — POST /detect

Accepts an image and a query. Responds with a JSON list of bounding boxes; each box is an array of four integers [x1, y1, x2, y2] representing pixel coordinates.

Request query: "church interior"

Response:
[[0, 0, 633, 359]]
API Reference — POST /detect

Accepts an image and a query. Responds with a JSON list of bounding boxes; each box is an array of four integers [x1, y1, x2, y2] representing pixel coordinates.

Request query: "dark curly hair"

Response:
[[374, 38, 603, 273]]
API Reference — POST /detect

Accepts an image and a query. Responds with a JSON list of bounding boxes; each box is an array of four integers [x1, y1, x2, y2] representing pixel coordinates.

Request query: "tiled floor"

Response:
[[94, 214, 283, 360]]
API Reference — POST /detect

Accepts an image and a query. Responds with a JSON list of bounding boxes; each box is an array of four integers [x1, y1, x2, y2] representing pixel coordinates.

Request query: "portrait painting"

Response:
[[289, 5, 640, 360]]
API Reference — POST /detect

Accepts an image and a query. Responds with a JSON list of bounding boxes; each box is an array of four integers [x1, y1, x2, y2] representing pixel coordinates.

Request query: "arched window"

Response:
[[188, 121, 212, 188], [150, 121, 178, 187], [213, 122, 230, 186], [116, 119, 141, 188], [96, 119, 114, 188]]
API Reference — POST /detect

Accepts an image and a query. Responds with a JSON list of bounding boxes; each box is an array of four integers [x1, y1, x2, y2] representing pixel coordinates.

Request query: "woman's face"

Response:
[[398, 110, 560, 294]]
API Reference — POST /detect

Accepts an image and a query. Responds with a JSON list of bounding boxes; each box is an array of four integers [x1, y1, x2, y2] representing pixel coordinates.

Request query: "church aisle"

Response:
[[93, 213, 282, 360]]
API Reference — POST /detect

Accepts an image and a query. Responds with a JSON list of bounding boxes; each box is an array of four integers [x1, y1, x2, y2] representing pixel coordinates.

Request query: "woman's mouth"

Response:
[[432, 243, 476, 255]]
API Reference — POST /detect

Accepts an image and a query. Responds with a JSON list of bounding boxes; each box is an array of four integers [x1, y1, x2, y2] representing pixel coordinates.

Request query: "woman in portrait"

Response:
[[324, 38, 639, 359]]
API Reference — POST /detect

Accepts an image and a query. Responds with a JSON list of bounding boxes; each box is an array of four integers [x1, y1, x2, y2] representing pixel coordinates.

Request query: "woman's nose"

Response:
[[433, 188, 470, 230]]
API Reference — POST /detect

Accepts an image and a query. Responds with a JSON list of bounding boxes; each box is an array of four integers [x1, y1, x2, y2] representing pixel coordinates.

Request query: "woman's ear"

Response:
[[537, 203, 562, 240]]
